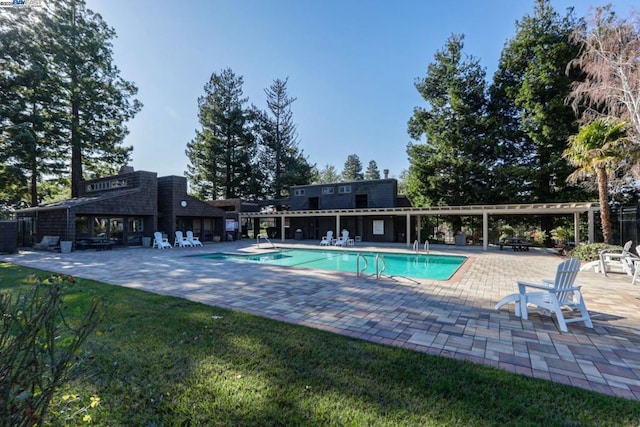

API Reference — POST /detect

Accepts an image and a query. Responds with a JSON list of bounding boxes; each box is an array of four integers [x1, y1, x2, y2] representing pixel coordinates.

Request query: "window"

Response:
[[85, 178, 127, 193], [338, 185, 351, 194], [293, 189, 305, 196], [75, 216, 89, 234], [322, 187, 334, 194]]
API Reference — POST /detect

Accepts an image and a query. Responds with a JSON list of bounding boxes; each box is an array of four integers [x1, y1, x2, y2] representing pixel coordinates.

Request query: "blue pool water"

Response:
[[196, 249, 466, 280]]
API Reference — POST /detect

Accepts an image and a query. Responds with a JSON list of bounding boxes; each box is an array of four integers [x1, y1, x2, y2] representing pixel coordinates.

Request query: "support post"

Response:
[[406, 213, 411, 248], [483, 212, 489, 251]]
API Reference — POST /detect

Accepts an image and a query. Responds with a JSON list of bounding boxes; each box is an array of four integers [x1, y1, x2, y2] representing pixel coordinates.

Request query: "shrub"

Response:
[[550, 226, 572, 244], [499, 225, 515, 240], [0, 274, 104, 426], [569, 243, 622, 261], [529, 229, 547, 246]]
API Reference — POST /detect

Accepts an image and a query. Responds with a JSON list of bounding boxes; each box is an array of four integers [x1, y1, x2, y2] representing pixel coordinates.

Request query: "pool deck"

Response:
[[2, 240, 640, 400]]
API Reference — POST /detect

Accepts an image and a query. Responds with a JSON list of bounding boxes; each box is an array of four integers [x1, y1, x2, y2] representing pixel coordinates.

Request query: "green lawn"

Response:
[[1, 262, 639, 426]]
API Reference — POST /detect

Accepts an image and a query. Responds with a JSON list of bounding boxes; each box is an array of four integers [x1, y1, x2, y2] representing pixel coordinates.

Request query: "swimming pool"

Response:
[[196, 249, 466, 281]]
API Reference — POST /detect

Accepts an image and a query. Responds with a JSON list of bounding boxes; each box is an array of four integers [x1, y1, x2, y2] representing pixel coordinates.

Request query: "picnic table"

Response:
[[498, 237, 532, 252], [76, 237, 115, 251]]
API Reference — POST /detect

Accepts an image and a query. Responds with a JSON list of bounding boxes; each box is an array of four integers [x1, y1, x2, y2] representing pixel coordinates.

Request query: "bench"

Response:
[[33, 236, 60, 251], [499, 238, 532, 252], [76, 238, 115, 251]]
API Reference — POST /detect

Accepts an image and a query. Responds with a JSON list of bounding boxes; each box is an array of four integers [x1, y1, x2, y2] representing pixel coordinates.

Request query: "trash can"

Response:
[[60, 241, 72, 253], [454, 233, 466, 246], [294, 229, 303, 240], [142, 237, 151, 247]]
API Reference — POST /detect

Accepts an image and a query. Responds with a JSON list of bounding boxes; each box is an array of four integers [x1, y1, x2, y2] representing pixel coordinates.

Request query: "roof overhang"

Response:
[[238, 202, 599, 219]]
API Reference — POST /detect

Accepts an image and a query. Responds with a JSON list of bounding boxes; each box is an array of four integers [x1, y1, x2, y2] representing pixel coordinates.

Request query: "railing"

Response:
[[256, 233, 276, 249], [356, 253, 368, 277], [414, 239, 430, 254], [375, 253, 386, 279]]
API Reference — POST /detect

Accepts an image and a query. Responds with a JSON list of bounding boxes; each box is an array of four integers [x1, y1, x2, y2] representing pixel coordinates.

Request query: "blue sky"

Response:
[[85, 0, 636, 181]]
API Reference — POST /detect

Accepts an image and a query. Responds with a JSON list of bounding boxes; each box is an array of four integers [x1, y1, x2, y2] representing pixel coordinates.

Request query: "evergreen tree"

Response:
[[490, 0, 582, 202], [44, 0, 140, 197], [0, 8, 67, 206], [186, 68, 258, 200], [364, 160, 380, 180], [313, 164, 341, 184], [257, 77, 313, 198], [0, 0, 141, 201], [342, 154, 363, 181], [407, 34, 493, 207]]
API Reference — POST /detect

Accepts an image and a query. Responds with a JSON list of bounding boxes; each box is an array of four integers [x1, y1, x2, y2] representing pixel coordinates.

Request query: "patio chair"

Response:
[[33, 235, 60, 251], [598, 240, 637, 277], [153, 232, 172, 249], [334, 229, 349, 246], [174, 231, 193, 247], [496, 258, 593, 332], [186, 230, 203, 247], [320, 230, 333, 246]]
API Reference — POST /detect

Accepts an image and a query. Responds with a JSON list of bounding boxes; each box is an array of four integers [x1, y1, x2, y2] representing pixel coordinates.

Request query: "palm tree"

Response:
[[563, 118, 630, 244]]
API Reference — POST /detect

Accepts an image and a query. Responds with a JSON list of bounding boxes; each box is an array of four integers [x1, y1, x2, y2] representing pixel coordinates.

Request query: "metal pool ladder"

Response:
[[413, 239, 429, 254], [256, 233, 276, 249], [356, 253, 368, 277], [356, 253, 387, 279], [375, 253, 387, 279]]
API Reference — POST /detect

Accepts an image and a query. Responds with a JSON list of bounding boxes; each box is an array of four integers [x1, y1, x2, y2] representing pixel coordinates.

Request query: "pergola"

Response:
[[238, 202, 600, 251]]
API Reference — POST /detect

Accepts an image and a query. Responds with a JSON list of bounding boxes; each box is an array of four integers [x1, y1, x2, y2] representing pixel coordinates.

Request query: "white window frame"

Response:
[[338, 185, 351, 194], [322, 187, 334, 195]]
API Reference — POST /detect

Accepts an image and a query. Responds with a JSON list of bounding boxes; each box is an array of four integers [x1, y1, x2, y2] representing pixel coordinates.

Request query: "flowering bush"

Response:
[[0, 274, 104, 426]]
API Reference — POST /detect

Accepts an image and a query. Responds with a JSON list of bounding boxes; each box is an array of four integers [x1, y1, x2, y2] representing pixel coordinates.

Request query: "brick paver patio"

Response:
[[2, 241, 639, 400]]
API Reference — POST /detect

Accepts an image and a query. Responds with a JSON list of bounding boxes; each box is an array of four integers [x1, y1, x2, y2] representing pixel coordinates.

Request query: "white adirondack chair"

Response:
[[497, 258, 593, 332], [598, 240, 638, 276], [320, 230, 333, 246], [174, 231, 193, 247], [153, 232, 172, 249], [186, 230, 203, 247]]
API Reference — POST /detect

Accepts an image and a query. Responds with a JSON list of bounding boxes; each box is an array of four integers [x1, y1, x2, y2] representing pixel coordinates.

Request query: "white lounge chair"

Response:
[[174, 231, 193, 247], [153, 232, 172, 249], [334, 229, 349, 246], [320, 230, 333, 246], [598, 240, 637, 276], [186, 231, 203, 247], [496, 258, 593, 332]]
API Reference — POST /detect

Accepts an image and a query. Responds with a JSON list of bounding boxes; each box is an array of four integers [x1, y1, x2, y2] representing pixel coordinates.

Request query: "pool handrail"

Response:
[[256, 233, 276, 249], [356, 252, 368, 277], [413, 239, 430, 254], [375, 253, 387, 279]]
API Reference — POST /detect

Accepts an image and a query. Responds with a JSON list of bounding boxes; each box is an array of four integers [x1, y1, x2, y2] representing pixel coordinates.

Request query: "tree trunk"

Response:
[[596, 167, 612, 244]]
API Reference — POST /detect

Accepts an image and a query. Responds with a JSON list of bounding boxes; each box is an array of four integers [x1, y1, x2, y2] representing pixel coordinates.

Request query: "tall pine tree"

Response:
[[490, 0, 583, 202], [186, 68, 258, 200], [407, 34, 493, 207], [257, 77, 313, 198]]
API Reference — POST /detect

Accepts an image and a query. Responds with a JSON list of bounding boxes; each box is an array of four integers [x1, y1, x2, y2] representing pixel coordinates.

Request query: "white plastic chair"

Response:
[[320, 230, 333, 246], [598, 240, 637, 276], [186, 231, 203, 247], [496, 258, 593, 332], [174, 231, 193, 247], [153, 232, 172, 249], [334, 229, 349, 246]]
